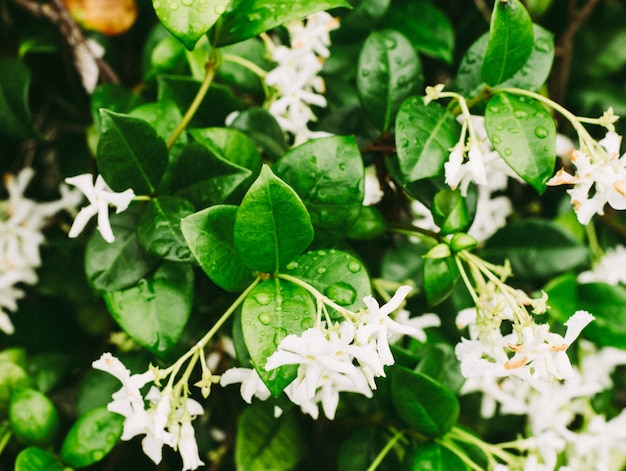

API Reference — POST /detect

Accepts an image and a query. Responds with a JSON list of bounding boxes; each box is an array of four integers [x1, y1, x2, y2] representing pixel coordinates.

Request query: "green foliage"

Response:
[[0, 58, 40, 140], [9, 388, 58, 447]]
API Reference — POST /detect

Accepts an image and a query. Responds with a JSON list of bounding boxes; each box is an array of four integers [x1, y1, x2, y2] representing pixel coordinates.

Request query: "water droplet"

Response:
[[514, 110, 527, 119], [338, 162, 346, 171], [534, 126, 548, 138], [181, 0, 192, 6], [496, 124, 503, 131], [394, 57, 403, 65], [275, 306, 282, 312], [504, 148, 513, 156], [317, 250, 327, 256], [286, 261, 299, 270], [347, 261, 361, 273], [465, 51, 478, 64], [316, 267, 327, 274], [300, 318, 313, 330], [325, 282, 357, 306], [383, 35, 397, 49], [258, 313, 271, 325], [535, 37, 552, 53], [275, 296, 283, 305], [91, 451, 104, 461], [507, 127, 521, 134], [273, 328, 288, 346], [175, 246, 191, 260], [169, 2, 178, 9], [309, 155, 317, 165], [214, 2, 226, 13], [491, 135, 501, 144], [361, 69, 370, 77], [490, 106, 500, 113], [150, 240, 171, 257], [255, 293, 270, 305]]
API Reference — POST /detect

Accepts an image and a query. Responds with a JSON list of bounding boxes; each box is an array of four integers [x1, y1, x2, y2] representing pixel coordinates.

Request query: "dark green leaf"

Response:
[[395, 97, 460, 182], [481, 0, 534, 86], [242, 279, 316, 395], [0, 362, 33, 415], [423, 255, 460, 306], [432, 189, 469, 235], [347, 206, 387, 240], [404, 442, 468, 471], [287, 249, 371, 314], [218, 39, 273, 92], [0, 58, 40, 139], [97, 109, 168, 194], [416, 343, 465, 394], [129, 99, 184, 145], [60, 407, 124, 468], [357, 29, 422, 131], [338, 428, 401, 471], [15, 447, 63, 471], [136, 196, 195, 262], [390, 365, 459, 437], [181, 205, 256, 292], [91, 84, 146, 134], [152, 0, 230, 50], [228, 108, 289, 161], [481, 218, 589, 280], [382, 1, 455, 64], [9, 388, 58, 446], [235, 403, 303, 471], [485, 93, 556, 193], [333, 0, 391, 42], [216, 0, 351, 47], [274, 135, 364, 246], [103, 262, 194, 355], [234, 165, 314, 274], [85, 206, 160, 292]]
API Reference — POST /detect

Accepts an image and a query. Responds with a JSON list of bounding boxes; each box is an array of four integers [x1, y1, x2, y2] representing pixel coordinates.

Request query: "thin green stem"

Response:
[[388, 223, 440, 243], [585, 220, 604, 263], [454, 255, 481, 306], [365, 428, 405, 471], [449, 426, 518, 463], [0, 423, 12, 456], [221, 53, 271, 100], [167, 49, 221, 150], [438, 437, 486, 471]]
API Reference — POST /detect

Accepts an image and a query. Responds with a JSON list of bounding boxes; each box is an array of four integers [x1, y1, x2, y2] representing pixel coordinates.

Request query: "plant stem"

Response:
[[365, 428, 404, 471]]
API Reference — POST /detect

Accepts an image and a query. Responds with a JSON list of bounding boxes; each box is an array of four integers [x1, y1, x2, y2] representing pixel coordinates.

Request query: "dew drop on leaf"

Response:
[[286, 261, 299, 270], [514, 110, 527, 119], [273, 328, 288, 346], [347, 261, 361, 273], [175, 246, 191, 259], [535, 37, 552, 53], [258, 313, 271, 325], [504, 148, 513, 156], [150, 240, 171, 257], [325, 282, 357, 306], [255, 293, 270, 305], [316, 267, 327, 274], [181, 0, 192, 6], [535, 126, 548, 138]]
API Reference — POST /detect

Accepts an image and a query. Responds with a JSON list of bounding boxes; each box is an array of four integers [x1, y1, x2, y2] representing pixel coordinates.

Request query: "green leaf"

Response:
[[216, 0, 351, 47], [338, 428, 402, 471], [481, 0, 534, 86], [333, 0, 391, 42], [545, 274, 626, 350], [0, 361, 33, 415], [129, 99, 185, 146], [404, 442, 468, 471], [228, 108, 288, 162], [91, 84, 146, 134], [456, 24, 555, 97], [274, 135, 364, 246], [97, 109, 168, 194], [416, 343, 465, 394], [15, 447, 63, 471], [85, 206, 160, 292], [390, 365, 459, 437], [234, 165, 314, 274], [432, 189, 469, 235], [347, 206, 387, 240], [357, 29, 422, 131], [382, 1, 455, 64], [152, 0, 230, 50], [136, 196, 195, 262], [9, 388, 58, 447], [241, 279, 316, 395], [103, 262, 194, 356], [481, 218, 589, 280], [395, 97, 460, 183], [287, 249, 371, 314], [0, 58, 40, 139], [484, 93, 556, 193], [181, 205, 256, 292], [60, 407, 124, 468], [423, 255, 460, 306], [235, 403, 303, 471]]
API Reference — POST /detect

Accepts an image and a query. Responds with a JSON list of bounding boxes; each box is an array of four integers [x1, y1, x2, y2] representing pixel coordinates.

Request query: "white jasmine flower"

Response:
[[386, 308, 441, 344], [578, 244, 626, 285], [220, 367, 272, 403], [178, 421, 204, 471], [65, 173, 135, 242], [363, 165, 384, 206]]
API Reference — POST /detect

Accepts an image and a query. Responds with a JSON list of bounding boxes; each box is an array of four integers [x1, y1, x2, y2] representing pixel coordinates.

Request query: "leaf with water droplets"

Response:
[[395, 97, 460, 183], [485, 92, 556, 193], [274, 135, 364, 247], [152, 0, 230, 50], [481, 0, 534, 86], [241, 279, 316, 396], [181, 204, 256, 292], [103, 261, 194, 356]]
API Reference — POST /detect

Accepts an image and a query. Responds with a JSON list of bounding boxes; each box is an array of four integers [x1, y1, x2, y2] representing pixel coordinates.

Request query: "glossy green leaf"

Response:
[[432, 189, 469, 235], [286, 249, 371, 314], [481, 0, 534, 86], [274, 135, 364, 246], [228, 108, 289, 161], [129, 99, 184, 145], [357, 29, 422, 131], [152, 0, 230, 50], [236, 403, 303, 471], [456, 24, 555, 97], [97, 109, 168, 194], [234, 165, 314, 274], [0, 361, 33, 415], [9, 388, 58, 446], [241, 279, 316, 395], [481, 218, 589, 280], [91, 84, 146, 134], [136, 196, 195, 262], [103, 262, 194, 355], [545, 274, 626, 350], [404, 442, 468, 471], [181, 205, 256, 292], [60, 407, 124, 468], [0, 58, 40, 139], [347, 206, 387, 240], [484, 93, 556, 193], [338, 428, 402, 471], [416, 343, 465, 394], [382, 1, 455, 64], [395, 97, 461, 183], [424, 255, 460, 306], [216, 0, 351, 47], [390, 365, 459, 437], [15, 447, 63, 471], [333, 0, 391, 41], [85, 206, 160, 292]]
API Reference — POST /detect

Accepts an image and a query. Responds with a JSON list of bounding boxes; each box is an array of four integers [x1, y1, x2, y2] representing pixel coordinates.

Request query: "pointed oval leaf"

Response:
[[181, 205, 256, 292], [234, 165, 314, 274], [274, 135, 364, 246], [481, 0, 534, 86], [485, 92, 556, 193], [0, 58, 41, 139], [433, 189, 469, 235], [395, 97, 461, 183], [216, 0, 351, 47], [97, 109, 168, 194], [152, 0, 231, 50], [103, 262, 194, 356], [242, 279, 316, 395], [228, 108, 288, 161], [15, 447, 63, 471], [424, 255, 460, 306], [357, 29, 422, 131], [136, 196, 195, 262]]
